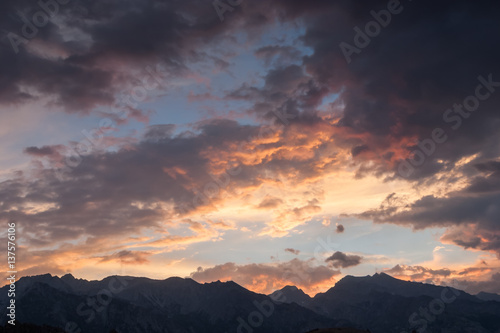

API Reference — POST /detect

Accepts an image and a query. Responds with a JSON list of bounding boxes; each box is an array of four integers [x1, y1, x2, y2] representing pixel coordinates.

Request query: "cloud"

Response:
[[285, 248, 300, 255], [260, 198, 323, 237], [0, 114, 352, 277], [0, 0, 257, 115], [227, 64, 328, 125], [0, 239, 115, 283], [325, 251, 363, 268], [143, 124, 177, 142], [3, 0, 500, 179], [98, 250, 151, 265], [257, 196, 284, 209], [0, 120, 254, 244], [450, 273, 500, 295], [2, 0, 500, 289], [24, 146, 58, 156], [357, 160, 500, 256], [190, 258, 340, 295], [383, 263, 500, 294], [294, 1, 500, 179], [226, 0, 500, 182], [385, 264, 452, 281]]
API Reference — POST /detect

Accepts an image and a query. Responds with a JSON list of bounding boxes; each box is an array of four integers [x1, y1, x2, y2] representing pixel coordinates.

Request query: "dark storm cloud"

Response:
[[465, 160, 500, 194], [0, 48, 115, 112], [226, 62, 331, 128], [361, 192, 500, 230], [293, 0, 500, 179], [226, 0, 500, 180], [0, 0, 253, 113], [3, 0, 500, 170], [325, 251, 363, 268]]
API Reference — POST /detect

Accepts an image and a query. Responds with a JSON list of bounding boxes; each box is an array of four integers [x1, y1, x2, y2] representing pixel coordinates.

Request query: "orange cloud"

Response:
[[383, 262, 500, 294], [190, 258, 340, 295]]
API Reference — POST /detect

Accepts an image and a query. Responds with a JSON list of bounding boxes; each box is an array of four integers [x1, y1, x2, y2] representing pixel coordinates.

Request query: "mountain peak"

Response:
[[164, 276, 198, 284], [36, 273, 53, 279], [372, 272, 397, 280], [270, 285, 311, 306], [282, 285, 300, 291], [335, 272, 399, 287], [61, 273, 75, 280], [18, 273, 53, 284], [476, 291, 500, 302]]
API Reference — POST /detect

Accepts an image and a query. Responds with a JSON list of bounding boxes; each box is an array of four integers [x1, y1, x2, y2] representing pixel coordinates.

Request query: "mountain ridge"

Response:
[[2, 273, 499, 333]]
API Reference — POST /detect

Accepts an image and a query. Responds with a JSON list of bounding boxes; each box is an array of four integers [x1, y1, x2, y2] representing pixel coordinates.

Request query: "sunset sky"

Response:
[[1, 0, 499, 296]]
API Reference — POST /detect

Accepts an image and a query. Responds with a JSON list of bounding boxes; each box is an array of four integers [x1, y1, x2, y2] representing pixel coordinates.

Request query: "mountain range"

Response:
[[1, 273, 499, 333]]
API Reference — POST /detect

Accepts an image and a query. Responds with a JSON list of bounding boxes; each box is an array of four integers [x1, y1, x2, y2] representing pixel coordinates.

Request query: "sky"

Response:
[[0, 0, 500, 296]]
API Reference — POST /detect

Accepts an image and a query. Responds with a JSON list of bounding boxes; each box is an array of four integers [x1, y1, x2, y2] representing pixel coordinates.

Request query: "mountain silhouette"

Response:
[[1, 273, 499, 333]]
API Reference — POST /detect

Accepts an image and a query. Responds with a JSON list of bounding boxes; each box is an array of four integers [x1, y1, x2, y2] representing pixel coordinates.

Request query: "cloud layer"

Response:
[[1, 0, 499, 293]]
